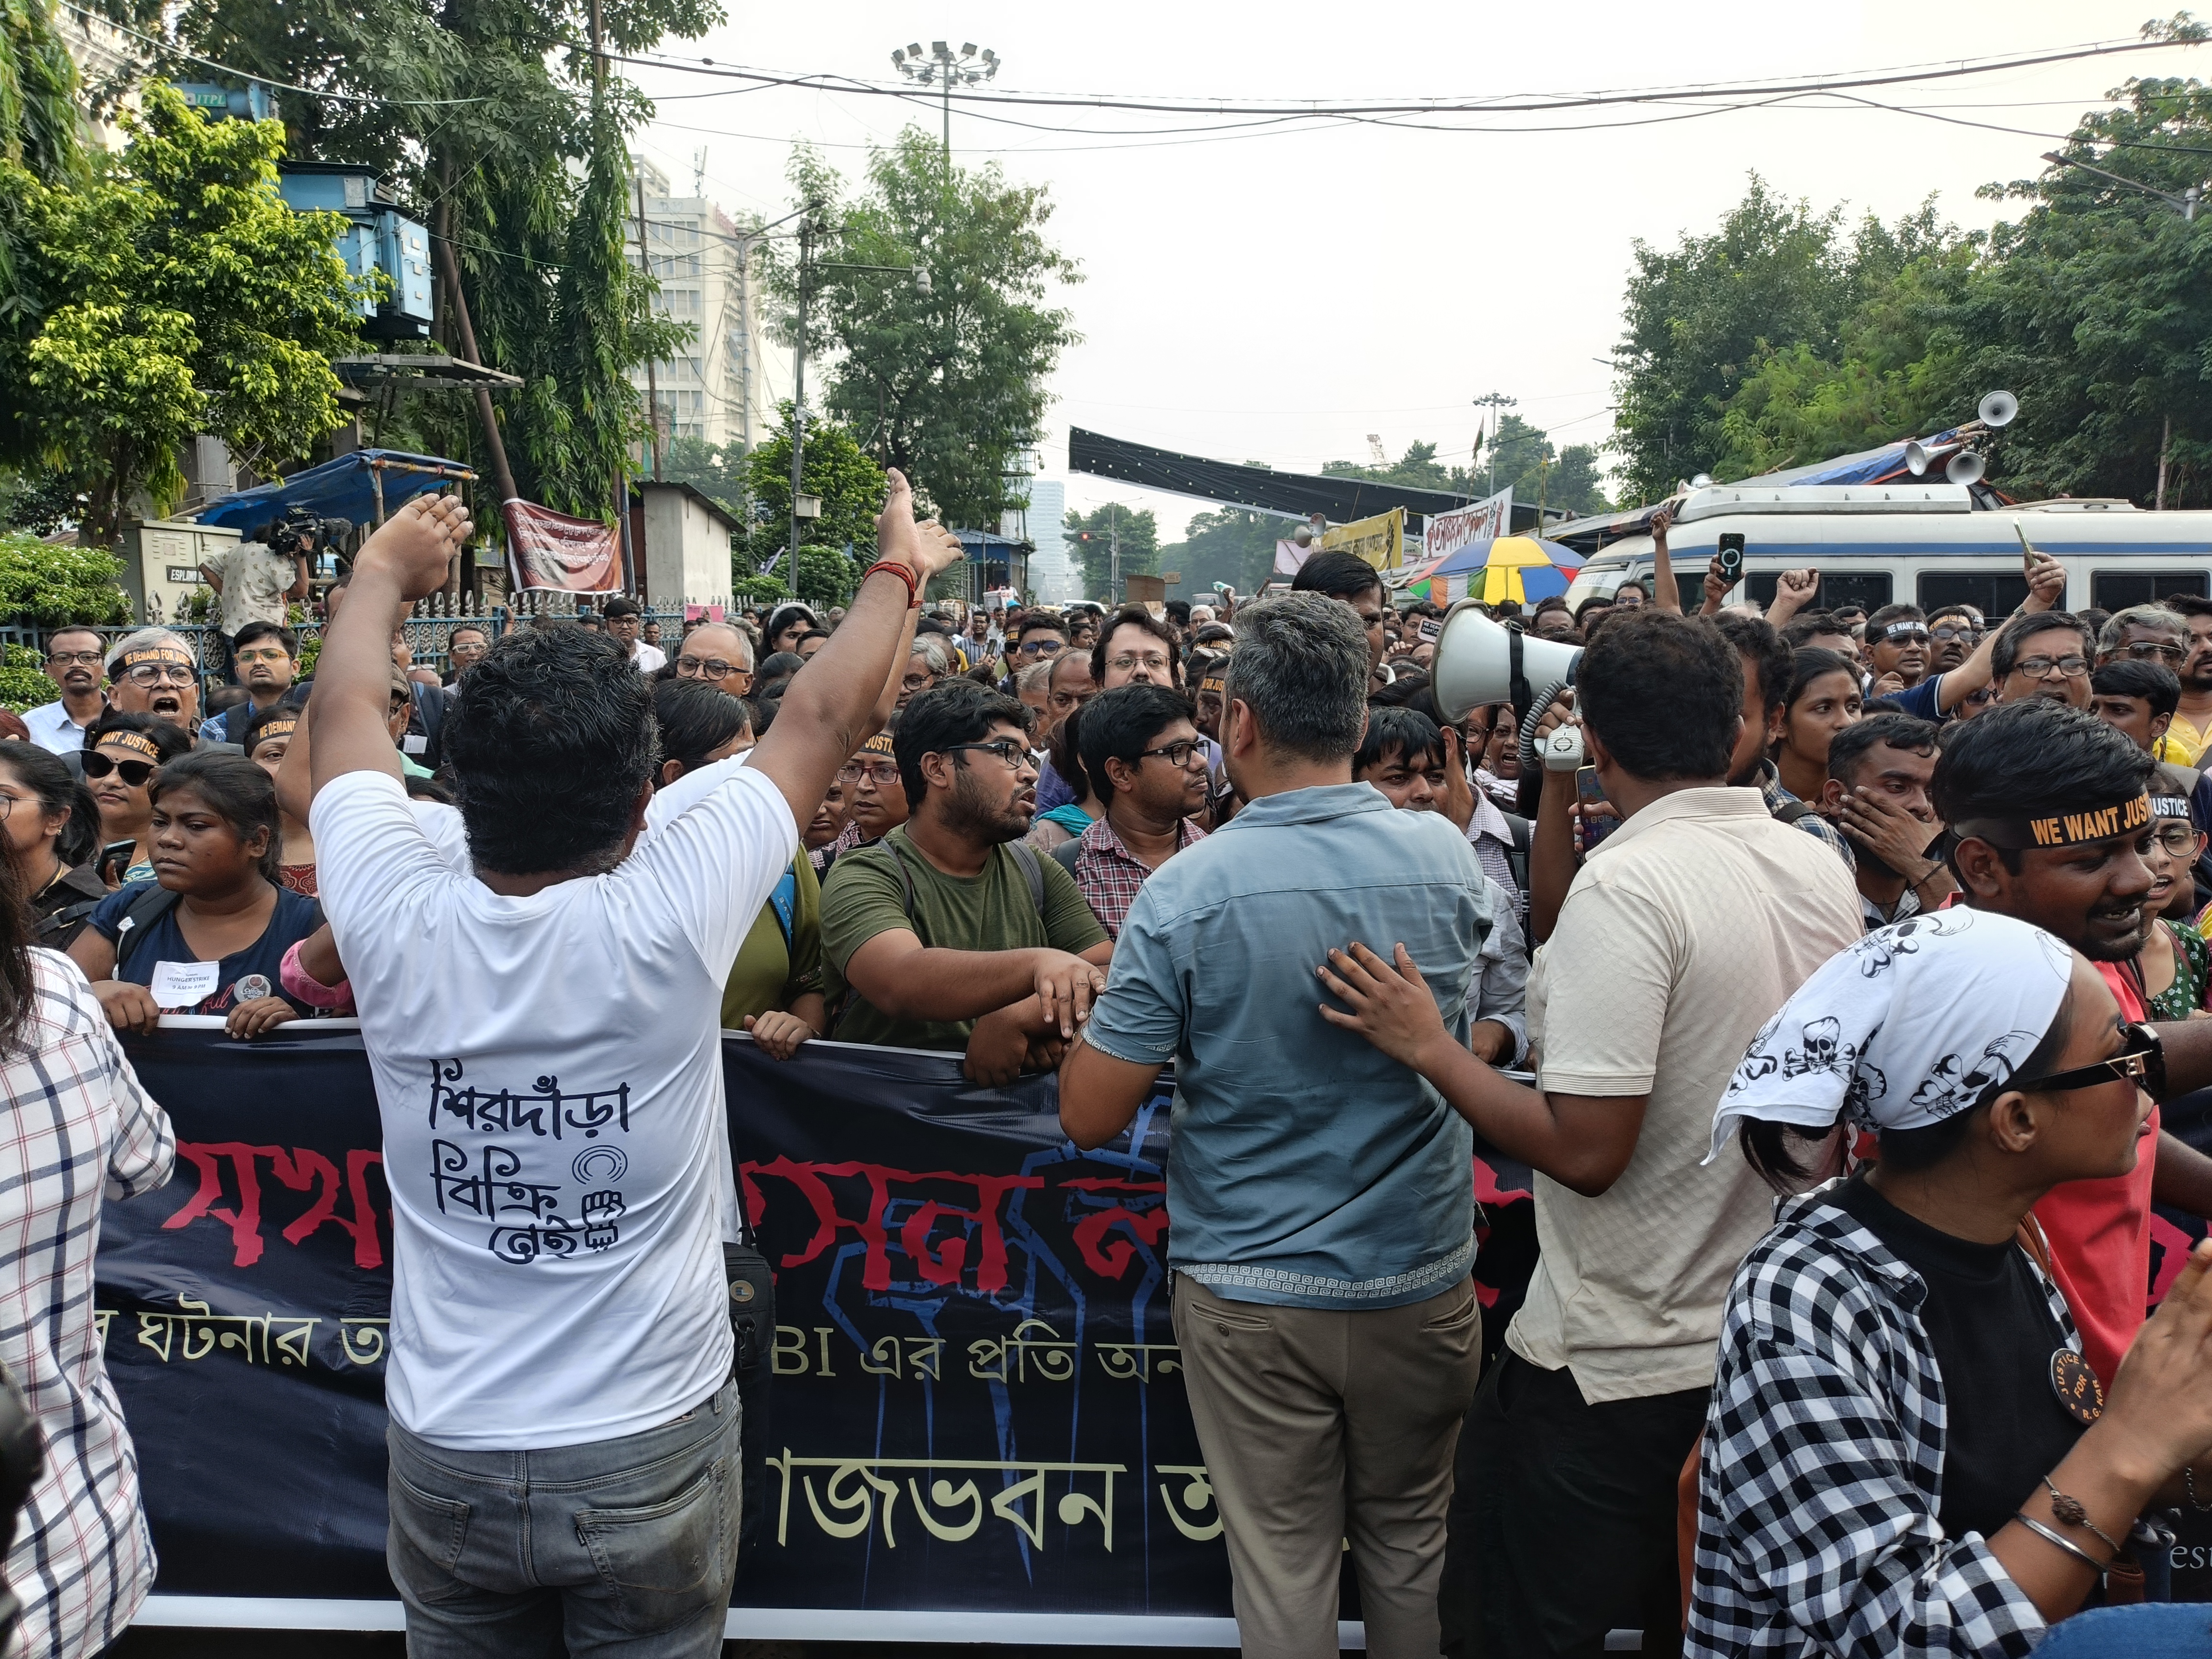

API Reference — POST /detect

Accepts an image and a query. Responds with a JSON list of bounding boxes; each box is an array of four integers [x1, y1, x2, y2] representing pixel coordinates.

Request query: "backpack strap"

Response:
[[1502, 810, 1532, 895], [32, 897, 105, 944], [1771, 798, 1818, 826], [1007, 839, 1047, 916], [113, 885, 184, 972], [1050, 837, 1083, 878], [765, 866, 797, 954]]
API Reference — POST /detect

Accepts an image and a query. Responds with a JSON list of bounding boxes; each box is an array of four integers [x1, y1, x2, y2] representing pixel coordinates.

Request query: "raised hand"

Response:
[[356, 493, 472, 602]]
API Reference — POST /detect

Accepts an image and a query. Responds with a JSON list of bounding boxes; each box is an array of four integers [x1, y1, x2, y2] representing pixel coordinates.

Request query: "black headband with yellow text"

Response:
[[98, 730, 163, 763], [253, 718, 299, 745], [1951, 793, 2153, 851], [118, 646, 193, 672]]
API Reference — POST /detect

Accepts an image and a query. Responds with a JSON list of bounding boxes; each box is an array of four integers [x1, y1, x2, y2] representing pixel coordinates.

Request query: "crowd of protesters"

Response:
[[0, 478, 2208, 1658]]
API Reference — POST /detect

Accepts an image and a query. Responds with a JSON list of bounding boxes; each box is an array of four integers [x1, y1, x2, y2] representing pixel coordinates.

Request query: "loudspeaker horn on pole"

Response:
[[1946, 450, 1986, 486], [1904, 441, 1932, 477], [1978, 390, 2019, 428], [1431, 599, 1585, 724]]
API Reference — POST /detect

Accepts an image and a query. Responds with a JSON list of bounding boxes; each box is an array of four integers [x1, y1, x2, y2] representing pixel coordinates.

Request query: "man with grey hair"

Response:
[[897, 633, 952, 710], [1060, 591, 1491, 1659], [103, 627, 200, 730], [2095, 602, 2189, 674]]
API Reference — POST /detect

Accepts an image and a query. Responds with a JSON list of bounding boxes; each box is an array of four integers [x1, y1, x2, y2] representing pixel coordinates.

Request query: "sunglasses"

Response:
[[82, 752, 156, 787], [2015, 1022, 2165, 1101]]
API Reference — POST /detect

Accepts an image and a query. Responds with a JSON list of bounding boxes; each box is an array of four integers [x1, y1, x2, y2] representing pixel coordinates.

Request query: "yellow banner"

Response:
[[1320, 507, 1403, 572]]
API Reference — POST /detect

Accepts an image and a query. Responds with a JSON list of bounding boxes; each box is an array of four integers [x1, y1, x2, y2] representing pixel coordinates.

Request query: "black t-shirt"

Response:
[[1831, 1172, 2084, 1541], [88, 880, 323, 1017]]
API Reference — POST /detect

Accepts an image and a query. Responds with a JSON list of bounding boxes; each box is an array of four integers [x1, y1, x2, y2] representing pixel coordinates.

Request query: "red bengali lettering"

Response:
[[741, 1159, 1044, 1295], [163, 1142, 387, 1270]]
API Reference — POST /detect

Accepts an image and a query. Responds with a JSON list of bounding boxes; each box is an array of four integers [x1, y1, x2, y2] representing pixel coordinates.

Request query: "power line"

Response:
[[609, 34, 2198, 124]]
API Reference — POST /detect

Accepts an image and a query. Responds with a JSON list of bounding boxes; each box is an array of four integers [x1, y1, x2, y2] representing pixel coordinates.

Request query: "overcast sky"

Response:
[[627, 1, 2203, 538]]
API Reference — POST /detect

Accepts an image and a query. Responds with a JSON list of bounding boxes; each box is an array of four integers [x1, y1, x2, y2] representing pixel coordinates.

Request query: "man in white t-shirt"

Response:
[[306, 476, 962, 1657]]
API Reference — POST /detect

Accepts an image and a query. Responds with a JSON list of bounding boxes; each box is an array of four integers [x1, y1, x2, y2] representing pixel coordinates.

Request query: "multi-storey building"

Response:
[[626, 156, 774, 463]]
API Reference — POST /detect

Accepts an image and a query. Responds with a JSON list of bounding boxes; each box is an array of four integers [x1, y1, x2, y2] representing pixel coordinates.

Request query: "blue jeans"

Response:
[[386, 1382, 739, 1659]]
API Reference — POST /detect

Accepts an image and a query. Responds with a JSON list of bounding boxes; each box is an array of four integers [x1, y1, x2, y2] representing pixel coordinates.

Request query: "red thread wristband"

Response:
[[863, 560, 920, 607]]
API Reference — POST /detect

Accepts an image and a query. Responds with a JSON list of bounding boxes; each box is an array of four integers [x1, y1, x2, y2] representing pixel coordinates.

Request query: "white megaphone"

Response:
[[1946, 450, 1986, 486], [1904, 440, 1932, 477], [1979, 389, 2019, 428], [1431, 599, 1585, 728]]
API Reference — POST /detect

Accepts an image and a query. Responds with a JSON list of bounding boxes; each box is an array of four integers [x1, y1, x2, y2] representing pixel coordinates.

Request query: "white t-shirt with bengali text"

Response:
[[312, 760, 796, 1450]]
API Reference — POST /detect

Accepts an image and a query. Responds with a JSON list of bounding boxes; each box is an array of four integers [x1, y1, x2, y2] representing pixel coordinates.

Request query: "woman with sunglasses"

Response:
[[1684, 909, 2212, 1655], [80, 713, 192, 886], [66, 752, 328, 1040], [2130, 790, 2210, 1019], [0, 743, 106, 949], [243, 699, 318, 894]]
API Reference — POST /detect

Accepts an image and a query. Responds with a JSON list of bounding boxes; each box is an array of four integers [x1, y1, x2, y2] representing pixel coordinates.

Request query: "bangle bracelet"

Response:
[[2042, 1476, 2125, 1555], [862, 560, 920, 607], [2188, 1466, 2212, 1513], [2013, 1512, 2110, 1576]]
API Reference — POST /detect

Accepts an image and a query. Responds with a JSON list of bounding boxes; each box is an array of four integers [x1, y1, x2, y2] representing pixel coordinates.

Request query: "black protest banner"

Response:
[[93, 1026, 1534, 1618]]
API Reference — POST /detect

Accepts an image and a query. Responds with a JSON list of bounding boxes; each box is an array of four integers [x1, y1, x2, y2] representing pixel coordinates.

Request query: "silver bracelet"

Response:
[[2014, 1511, 2109, 1578], [2188, 1466, 2212, 1514]]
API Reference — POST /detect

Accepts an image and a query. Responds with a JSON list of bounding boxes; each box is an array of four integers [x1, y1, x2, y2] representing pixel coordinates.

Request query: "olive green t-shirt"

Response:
[[719, 853, 822, 1030], [820, 826, 1108, 1051]]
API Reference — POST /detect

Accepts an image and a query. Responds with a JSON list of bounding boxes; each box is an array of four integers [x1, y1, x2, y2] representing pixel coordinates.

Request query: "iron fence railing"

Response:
[[4, 590, 713, 691]]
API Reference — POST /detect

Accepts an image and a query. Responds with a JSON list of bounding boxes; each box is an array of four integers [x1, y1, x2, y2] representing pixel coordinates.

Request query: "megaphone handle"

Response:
[[1508, 628, 1530, 717]]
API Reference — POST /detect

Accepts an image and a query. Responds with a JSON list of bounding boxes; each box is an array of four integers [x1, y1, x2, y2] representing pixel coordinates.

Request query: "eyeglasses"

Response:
[[899, 671, 936, 693], [234, 647, 292, 664], [122, 664, 195, 687], [1016, 638, 1064, 656], [2013, 654, 2090, 680], [837, 761, 903, 787], [1138, 739, 1207, 769], [2122, 642, 2187, 664], [944, 739, 1031, 772], [389, 692, 412, 714], [1107, 653, 1172, 675], [676, 657, 751, 682], [1929, 625, 1979, 644], [1960, 685, 2001, 709], [2153, 822, 2201, 855], [450, 639, 488, 656], [2015, 1022, 2165, 1101], [82, 752, 156, 786], [1880, 627, 1931, 647], [44, 651, 102, 667]]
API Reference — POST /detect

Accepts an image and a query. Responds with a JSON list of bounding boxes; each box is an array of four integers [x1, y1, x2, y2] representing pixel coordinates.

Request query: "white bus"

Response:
[[1556, 483, 2212, 619]]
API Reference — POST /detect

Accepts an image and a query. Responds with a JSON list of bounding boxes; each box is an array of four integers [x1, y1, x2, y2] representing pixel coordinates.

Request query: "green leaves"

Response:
[[738, 407, 887, 583], [0, 84, 366, 541], [1065, 503, 1158, 599], [0, 530, 127, 627], [771, 130, 1079, 533]]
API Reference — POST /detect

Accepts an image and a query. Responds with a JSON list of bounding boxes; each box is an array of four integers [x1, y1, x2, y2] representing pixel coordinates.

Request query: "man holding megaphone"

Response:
[[1320, 606, 1862, 1658]]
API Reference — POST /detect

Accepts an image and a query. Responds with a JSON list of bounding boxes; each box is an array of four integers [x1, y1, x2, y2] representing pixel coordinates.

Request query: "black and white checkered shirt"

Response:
[[0, 951, 174, 1659], [1687, 1184, 2060, 1659]]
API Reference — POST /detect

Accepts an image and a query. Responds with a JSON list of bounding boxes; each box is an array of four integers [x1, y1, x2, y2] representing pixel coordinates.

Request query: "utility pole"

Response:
[[788, 209, 814, 597], [633, 172, 664, 482], [591, 0, 635, 593], [1471, 391, 1516, 496], [1109, 503, 1121, 602], [2042, 152, 2201, 509]]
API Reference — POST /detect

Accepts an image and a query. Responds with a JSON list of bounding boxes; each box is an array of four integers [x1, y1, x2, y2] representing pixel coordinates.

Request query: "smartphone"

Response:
[[1716, 532, 1746, 583], [1576, 766, 1616, 848], [97, 840, 135, 887]]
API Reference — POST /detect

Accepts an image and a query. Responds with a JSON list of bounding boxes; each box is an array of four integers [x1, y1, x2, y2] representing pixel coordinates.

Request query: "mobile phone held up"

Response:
[[97, 840, 135, 887], [1716, 532, 1745, 585], [1576, 766, 1617, 849]]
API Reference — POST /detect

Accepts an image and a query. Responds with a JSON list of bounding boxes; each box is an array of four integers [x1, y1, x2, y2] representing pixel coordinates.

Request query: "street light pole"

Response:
[[891, 41, 1000, 166], [1471, 391, 1516, 496], [2042, 151, 2204, 509], [788, 209, 814, 592]]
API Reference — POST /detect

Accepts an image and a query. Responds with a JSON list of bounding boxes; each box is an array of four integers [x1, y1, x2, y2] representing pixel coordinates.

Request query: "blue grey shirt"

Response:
[[1081, 783, 1492, 1309]]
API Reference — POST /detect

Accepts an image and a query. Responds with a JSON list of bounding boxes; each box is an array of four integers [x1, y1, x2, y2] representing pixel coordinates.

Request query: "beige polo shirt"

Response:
[[1514, 785, 1861, 1402]]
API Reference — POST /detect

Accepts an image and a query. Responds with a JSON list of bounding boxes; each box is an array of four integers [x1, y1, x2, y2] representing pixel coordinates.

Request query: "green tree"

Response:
[[1465, 416, 1612, 514], [776, 132, 1079, 531], [0, 85, 367, 542], [157, 0, 707, 519], [0, 0, 85, 185], [661, 434, 748, 517], [1322, 439, 1472, 495], [1940, 73, 2212, 504], [738, 407, 884, 590], [0, 528, 127, 624], [1162, 507, 1281, 598], [1065, 503, 1157, 600]]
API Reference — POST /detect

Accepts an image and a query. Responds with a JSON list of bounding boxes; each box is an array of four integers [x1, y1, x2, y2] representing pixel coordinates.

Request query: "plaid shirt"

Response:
[[1755, 758, 1858, 867], [1073, 812, 1207, 940], [1688, 1184, 2059, 1659], [1, 951, 174, 1659]]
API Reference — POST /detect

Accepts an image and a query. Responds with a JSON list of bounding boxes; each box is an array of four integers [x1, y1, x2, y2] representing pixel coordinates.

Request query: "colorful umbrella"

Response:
[[1406, 537, 1582, 606]]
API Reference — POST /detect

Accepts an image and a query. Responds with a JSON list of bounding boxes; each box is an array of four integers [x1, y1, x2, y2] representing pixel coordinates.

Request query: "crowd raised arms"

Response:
[[2, 475, 2212, 1653]]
